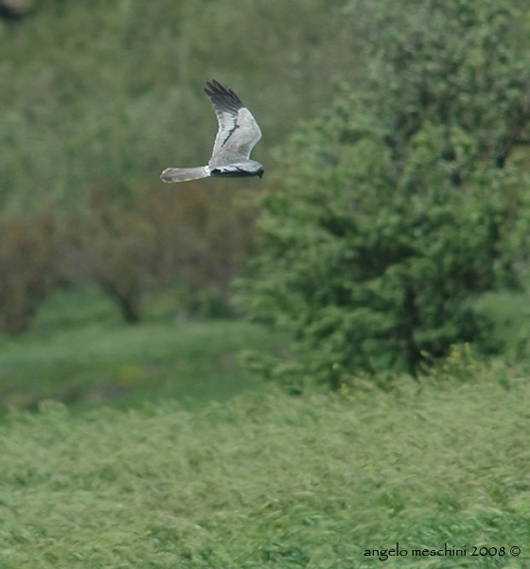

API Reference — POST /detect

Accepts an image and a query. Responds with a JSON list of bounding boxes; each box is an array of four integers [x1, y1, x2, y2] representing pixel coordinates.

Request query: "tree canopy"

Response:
[[236, 0, 530, 388]]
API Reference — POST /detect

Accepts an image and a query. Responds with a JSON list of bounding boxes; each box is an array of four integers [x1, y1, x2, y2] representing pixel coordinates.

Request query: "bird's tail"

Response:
[[160, 166, 209, 183]]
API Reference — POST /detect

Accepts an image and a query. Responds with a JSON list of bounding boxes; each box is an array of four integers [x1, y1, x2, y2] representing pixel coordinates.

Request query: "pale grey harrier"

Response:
[[160, 80, 263, 183]]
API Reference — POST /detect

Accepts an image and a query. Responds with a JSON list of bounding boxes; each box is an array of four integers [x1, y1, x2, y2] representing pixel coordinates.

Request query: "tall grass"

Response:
[[0, 363, 529, 568]]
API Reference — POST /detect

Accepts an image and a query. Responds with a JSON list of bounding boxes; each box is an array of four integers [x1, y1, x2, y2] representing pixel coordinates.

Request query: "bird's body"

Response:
[[160, 80, 263, 183]]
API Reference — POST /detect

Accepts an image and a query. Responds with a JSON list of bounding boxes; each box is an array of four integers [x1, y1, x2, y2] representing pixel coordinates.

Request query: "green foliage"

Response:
[[0, 364, 529, 568], [473, 289, 530, 359], [352, 0, 530, 167], [236, 0, 530, 387]]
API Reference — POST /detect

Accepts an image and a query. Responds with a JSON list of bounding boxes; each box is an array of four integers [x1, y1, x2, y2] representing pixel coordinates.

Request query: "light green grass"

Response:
[[0, 288, 277, 413], [0, 366, 529, 568]]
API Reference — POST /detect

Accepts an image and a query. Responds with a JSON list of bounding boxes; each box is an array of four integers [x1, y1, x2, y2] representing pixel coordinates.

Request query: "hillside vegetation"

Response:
[[1, 362, 529, 568], [0, 0, 362, 213]]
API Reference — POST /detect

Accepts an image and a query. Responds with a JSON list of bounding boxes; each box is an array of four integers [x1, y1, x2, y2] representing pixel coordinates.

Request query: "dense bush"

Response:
[[236, 0, 530, 388], [0, 182, 257, 331]]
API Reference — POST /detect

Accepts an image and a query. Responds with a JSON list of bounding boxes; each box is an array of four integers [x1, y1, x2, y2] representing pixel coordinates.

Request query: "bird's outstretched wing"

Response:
[[204, 80, 262, 167]]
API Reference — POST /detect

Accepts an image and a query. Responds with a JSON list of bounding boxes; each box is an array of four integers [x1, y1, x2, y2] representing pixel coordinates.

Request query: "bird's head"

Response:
[[249, 160, 264, 178]]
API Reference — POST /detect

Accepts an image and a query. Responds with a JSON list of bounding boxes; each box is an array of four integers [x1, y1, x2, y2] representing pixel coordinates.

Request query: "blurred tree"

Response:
[[0, 212, 57, 333], [353, 0, 530, 168], [64, 184, 256, 322], [136, 184, 256, 318], [64, 189, 156, 323], [236, 0, 530, 389]]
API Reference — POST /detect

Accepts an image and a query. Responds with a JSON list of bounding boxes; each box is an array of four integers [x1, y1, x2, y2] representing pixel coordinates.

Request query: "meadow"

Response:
[[0, 288, 275, 414], [1, 354, 529, 568], [0, 288, 528, 568]]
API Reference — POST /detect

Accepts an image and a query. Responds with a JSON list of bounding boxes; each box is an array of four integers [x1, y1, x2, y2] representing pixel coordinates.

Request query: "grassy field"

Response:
[[0, 288, 275, 414], [0, 290, 529, 568], [0, 361, 529, 568]]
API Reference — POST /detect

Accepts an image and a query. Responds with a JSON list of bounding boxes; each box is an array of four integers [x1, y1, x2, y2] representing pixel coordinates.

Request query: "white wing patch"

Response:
[[204, 80, 262, 167], [210, 107, 261, 165]]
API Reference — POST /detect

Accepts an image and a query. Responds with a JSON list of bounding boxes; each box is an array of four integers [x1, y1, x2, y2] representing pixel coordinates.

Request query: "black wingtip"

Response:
[[204, 79, 228, 95], [204, 79, 230, 99], [204, 79, 244, 112]]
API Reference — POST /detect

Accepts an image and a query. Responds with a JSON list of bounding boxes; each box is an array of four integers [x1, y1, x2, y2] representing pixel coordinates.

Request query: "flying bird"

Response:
[[160, 80, 264, 183]]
